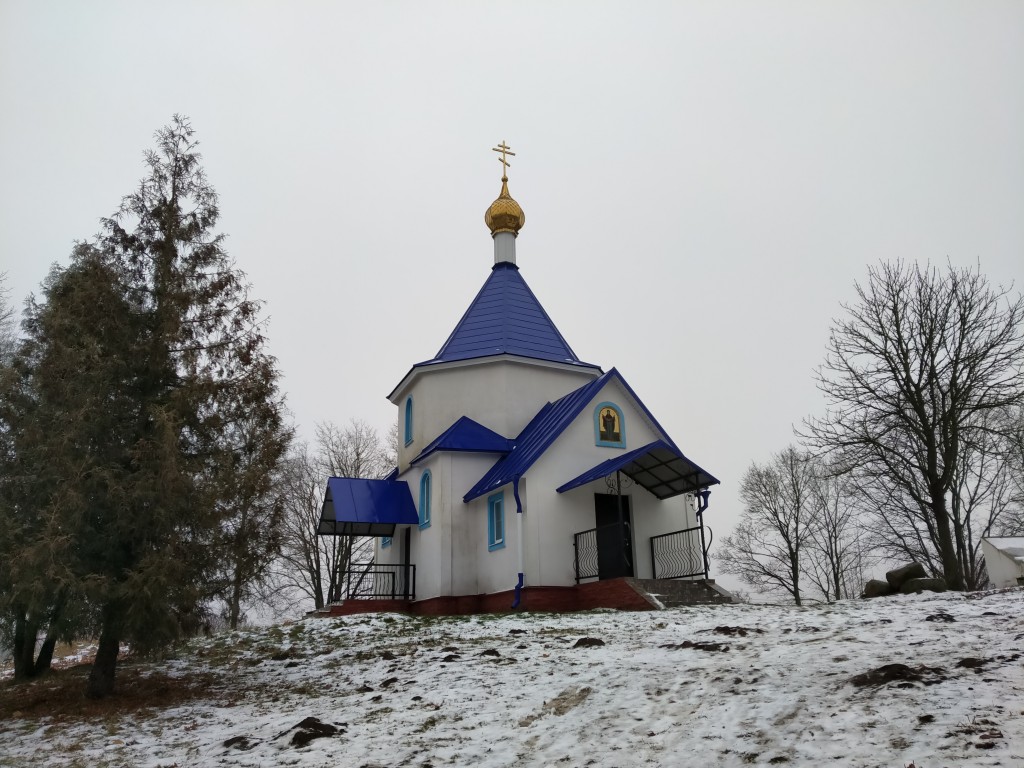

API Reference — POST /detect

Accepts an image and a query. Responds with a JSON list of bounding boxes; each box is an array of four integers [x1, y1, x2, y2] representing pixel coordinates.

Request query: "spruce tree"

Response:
[[1, 117, 289, 697]]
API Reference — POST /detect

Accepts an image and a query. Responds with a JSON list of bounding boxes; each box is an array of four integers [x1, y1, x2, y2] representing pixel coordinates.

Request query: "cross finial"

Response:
[[492, 140, 515, 180]]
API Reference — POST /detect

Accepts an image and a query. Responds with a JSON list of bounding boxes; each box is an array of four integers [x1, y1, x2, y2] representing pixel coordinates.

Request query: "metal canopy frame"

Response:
[[556, 440, 720, 500]]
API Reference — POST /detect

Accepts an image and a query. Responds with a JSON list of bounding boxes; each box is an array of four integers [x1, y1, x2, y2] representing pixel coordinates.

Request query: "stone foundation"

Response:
[[316, 577, 734, 617]]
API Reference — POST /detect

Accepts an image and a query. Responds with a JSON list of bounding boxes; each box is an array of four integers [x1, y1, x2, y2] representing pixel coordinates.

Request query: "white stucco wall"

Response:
[[981, 537, 1024, 588], [392, 358, 599, 473], [512, 376, 704, 587], [379, 373, 716, 599], [376, 452, 520, 601]]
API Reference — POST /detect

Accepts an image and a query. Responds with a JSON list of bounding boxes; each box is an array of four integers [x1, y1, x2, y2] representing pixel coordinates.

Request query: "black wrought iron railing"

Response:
[[650, 525, 712, 579], [573, 523, 634, 583], [330, 563, 416, 602], [573, 526, 600, 583]]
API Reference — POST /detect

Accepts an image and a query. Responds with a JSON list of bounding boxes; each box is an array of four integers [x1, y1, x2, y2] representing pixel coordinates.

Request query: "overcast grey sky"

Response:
[[2, 1, 1023, 574]]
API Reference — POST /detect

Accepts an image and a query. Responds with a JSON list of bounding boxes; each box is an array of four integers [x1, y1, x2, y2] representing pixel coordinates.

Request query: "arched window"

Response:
[[418, 470, 432, 529], [594, 402, 626, 448], [404, 396, 414, 445]]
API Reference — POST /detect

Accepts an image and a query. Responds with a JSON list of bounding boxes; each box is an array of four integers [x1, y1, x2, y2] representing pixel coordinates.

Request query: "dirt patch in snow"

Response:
[[849, 663, 946, 688], [660, 640, 731, 652], [707, 626, 765, 637]]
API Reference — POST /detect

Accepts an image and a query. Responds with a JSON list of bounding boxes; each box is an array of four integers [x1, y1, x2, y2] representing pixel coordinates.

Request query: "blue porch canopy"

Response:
[[317, 477, 419, 537], [556, 440, 720, 500]]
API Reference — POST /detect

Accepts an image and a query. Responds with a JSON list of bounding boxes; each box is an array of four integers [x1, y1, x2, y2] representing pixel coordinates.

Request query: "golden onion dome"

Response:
[[484, 176, 526, 236]]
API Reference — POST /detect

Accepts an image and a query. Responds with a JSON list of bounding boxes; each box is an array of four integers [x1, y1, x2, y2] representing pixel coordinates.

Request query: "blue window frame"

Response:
[[381, 536, 392, 548], [404, 396, 414, 445], [594, 401, 626, 448], [487, 492, 505, 551], [418, 470, 432, 529]]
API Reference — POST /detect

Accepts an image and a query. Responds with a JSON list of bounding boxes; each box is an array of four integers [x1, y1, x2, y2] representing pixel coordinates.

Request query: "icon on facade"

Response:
[[599, 407, 621, 443]]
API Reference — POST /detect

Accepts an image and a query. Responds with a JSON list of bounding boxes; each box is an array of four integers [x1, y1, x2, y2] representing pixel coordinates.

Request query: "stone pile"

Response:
[[862, 562, 948, 598]]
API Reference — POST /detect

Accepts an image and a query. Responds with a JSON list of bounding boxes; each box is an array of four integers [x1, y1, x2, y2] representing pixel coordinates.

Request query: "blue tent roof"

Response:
[[421, 262, 599, 368], [317, 477, 419, 537], [556, 440, 720, 500], [410, 416, 512, 465]]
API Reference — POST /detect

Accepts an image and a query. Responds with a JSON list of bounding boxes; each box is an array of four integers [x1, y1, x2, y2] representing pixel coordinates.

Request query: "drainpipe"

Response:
[[696, 489, 711, 579], [511, 476, 525, 609]]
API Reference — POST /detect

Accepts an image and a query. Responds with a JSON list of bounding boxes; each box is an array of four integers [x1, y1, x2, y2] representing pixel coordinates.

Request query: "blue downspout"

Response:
[[512, 476, 524, 609]]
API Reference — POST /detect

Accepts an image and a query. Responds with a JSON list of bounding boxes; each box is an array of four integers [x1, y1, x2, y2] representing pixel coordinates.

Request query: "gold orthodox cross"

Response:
[[492, 141, 515, 176]]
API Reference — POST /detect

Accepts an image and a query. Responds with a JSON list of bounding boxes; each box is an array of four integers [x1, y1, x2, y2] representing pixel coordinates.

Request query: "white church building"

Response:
[[318, 146, 725, 614]]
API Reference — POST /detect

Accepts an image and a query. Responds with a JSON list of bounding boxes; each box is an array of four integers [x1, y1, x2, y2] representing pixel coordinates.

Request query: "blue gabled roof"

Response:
[[463, 371, 614, 501], [410, 416, 512, 465], [421, 262, 598, 368], [463, 368, 691, 502]]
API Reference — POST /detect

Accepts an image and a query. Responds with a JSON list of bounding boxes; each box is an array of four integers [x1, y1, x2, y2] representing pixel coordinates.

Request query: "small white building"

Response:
[[318, 154, 722, 614], [981, 537, 1024, 589]]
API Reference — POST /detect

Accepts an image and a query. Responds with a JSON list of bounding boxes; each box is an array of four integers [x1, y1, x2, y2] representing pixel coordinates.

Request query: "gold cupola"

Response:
[[485, 141, 526, 237]]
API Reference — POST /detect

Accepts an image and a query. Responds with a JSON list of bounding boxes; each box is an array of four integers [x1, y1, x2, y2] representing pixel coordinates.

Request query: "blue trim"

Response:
[[487, 492, 505, 551], [594, 401, 626, 448], [381, 536, 392, 548], [418, 470, 432, 529], [404, 396, 414, 446]]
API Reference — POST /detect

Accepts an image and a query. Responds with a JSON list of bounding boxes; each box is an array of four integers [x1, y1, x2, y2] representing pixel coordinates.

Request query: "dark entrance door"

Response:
[[594, 493, 633, 579]]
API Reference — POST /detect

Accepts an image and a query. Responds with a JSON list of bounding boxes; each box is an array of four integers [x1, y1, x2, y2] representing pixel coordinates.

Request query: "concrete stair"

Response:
[[627, 578, 735, 608]]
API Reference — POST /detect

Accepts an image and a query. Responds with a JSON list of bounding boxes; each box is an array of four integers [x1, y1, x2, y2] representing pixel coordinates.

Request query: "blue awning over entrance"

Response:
[[556, 440, 720, 500], [317, 477, 419, 537]]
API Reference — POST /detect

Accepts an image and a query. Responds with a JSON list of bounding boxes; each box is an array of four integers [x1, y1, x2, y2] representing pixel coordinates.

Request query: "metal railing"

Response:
[[573, 526, 600, 583], [650, 525, 712, 579], [331, 562, 416, 601], [573, 523, 633, 583]]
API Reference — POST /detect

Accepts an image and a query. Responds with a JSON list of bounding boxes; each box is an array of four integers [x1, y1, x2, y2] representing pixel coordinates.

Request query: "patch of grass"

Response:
[[0, 664, 231, 723], [417, 715, 441, 732]]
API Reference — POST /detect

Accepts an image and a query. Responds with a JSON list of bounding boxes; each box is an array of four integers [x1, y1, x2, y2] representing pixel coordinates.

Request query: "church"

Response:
[[317, 144, 728, 614]]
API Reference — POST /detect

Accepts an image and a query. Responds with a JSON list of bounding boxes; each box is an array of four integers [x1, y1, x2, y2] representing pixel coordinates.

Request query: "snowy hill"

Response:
[[1, 589, 1022, 767]]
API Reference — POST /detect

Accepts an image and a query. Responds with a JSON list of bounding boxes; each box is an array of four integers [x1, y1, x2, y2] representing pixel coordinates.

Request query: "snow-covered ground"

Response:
[[1, 589, 1022, 767]]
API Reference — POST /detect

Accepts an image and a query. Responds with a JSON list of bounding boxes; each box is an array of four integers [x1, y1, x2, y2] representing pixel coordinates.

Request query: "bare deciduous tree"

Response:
[[803, 261, 1024, 590], [717, 447, 817, 605], [273, 420, 392, 611], [719, 448, 869, 604], [803, 465, 871, 601]]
